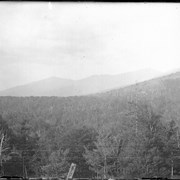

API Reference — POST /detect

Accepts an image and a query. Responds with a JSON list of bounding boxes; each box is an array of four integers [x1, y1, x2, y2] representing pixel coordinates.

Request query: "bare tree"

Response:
[[0, 132, 9, 175]]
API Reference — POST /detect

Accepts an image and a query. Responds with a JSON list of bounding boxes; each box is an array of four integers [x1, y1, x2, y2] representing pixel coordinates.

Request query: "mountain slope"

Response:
[[97, 70, 180, 108], [0, 69, 162, 97], [73, 69, 162, 95], [0, 77, 74, 96]]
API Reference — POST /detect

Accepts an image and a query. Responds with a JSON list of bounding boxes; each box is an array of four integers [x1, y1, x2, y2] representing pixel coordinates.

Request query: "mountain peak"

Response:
[[0, 69, 163, 97]]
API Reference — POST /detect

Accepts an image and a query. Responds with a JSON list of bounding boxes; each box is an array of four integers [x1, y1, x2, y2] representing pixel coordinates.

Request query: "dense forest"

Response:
[[1, 72, 180, 178]]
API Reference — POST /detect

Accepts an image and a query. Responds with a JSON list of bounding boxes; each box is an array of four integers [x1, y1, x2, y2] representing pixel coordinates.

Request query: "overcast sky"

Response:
[[0, 2, 180, 90]]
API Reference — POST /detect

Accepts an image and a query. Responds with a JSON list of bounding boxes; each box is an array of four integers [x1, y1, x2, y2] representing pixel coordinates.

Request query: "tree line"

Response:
[[0, 84, 180, 178]]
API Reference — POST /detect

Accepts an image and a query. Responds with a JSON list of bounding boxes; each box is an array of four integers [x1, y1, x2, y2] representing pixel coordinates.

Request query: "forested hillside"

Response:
[[1, 72, 180, 178]]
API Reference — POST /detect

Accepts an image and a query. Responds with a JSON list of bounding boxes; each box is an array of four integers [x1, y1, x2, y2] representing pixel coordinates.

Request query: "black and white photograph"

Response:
[[0, 2, 180, 180]]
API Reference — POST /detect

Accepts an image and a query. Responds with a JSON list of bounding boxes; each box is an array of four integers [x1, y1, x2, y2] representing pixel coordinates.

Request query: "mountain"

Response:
[[96, 70, 180, 108], [0, 69, 162, 97], [73, 69, 162, 95], [0, 72, 180, 178], [0, 77, 74, 96]]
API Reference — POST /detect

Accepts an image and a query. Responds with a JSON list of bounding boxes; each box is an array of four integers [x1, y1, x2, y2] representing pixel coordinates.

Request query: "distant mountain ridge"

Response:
[[0, 69, 162, 97]]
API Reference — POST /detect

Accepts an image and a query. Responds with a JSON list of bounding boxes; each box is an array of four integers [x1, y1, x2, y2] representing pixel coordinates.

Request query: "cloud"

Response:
[[0, 3, 180, 90]]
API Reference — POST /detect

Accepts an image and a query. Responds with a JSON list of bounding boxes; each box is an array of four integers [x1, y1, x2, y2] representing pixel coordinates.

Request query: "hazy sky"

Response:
[[0, 2, 180, 90]]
